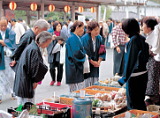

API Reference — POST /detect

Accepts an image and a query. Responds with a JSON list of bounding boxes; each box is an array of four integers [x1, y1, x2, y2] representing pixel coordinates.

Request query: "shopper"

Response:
[[142, 18, 160, 105], [118, 18, 149, 110], [10, 19, 50, 68], [47, 36, 64, 86], [49, 21, 64, 86], [14, 31, 52, 105], [65, 21, 86, 92], [111, 20, 128, 76], [81, 21, 106, 87], [0, 17, 17, 103]]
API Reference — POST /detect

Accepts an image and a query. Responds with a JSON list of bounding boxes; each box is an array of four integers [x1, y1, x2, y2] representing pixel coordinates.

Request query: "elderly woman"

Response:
[[81, 21, 106, 87], [118, 18, 149, 110], [65, 21, 86, 92], [13, 31, 52, 105]]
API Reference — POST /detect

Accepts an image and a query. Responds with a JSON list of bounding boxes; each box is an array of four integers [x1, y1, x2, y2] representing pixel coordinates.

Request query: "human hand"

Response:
[[0, 40, 5, 46], [90, 60, 100, 67], [52, 35, 57, 40], [10, 60, 17, 67], [116, 46, 121, 53], [33, 83, 38, 89]]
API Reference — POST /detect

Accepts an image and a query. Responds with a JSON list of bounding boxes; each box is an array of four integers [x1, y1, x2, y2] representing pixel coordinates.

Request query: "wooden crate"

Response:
[[59, 97, 74, 105], [113, 110, 159, 118]]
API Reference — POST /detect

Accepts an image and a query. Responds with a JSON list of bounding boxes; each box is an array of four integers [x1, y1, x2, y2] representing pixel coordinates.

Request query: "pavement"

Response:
[[0, 48, 114, 111]]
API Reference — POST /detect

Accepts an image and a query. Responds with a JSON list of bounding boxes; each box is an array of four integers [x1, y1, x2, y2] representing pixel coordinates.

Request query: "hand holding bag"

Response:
[[98, 45, 106, 55]]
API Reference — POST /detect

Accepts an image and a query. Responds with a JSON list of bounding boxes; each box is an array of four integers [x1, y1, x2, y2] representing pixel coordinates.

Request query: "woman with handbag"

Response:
[[81, 21, 106, 87]]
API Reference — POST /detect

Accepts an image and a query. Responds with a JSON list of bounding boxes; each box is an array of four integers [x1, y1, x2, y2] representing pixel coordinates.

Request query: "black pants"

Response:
[[126, 72, 148, 110], [49, 62, 63, 82]]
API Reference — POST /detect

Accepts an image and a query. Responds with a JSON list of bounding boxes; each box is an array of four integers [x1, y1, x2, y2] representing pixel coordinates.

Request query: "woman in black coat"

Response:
[[118, 18, 149, 110]]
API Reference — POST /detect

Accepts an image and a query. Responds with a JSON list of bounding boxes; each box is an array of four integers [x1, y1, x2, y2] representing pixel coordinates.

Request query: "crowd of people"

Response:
[[0, 16, 159, 112]]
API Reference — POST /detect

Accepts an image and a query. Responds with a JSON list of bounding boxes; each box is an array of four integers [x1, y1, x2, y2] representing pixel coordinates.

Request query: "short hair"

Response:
[[36, 31, 52, 45], [85, 18, 89, 21], [18, 18, 23, 21], [53, 21, 62, 31], [87, 21, 99, 32], [122, 18, 140, 35], [68, 18, 72, 21], [55, 36, 64, 41], [33, 19, 50, 29], [11, 18, 16, 22], [70, 21, 84, 32], [48, 20, 53, 24], [144, 18, 158, 31]]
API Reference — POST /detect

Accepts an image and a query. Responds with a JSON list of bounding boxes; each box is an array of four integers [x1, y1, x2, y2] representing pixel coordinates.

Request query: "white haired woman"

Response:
[[13, 31, 52, 105]]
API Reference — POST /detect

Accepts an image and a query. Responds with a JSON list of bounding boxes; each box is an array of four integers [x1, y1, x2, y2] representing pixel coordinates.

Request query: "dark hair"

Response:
[[53, 21, 62, 31], [48, 20, 53, 24], [68, 18, 72, 21], [70, 21, 84, 32], [85, 18, 89, 21], [87, 21, 99, 33], [144, 18, 158, 31], [122, 18, 140, 36], [55, 36, 64, 41], [18, 18, 23, 21], [108, 18, 113, 21], [11, 18, 16, 22], [63, 21, 68, 26]]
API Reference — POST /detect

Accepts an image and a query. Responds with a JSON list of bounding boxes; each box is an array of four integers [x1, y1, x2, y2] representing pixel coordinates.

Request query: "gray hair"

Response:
[[33, 19, 50, 29], [36, 31, 52, 45]]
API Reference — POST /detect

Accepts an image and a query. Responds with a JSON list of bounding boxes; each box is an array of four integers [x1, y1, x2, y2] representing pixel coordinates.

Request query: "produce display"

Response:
[[113, 110, 159, 118], [92, 88, 126, 112]]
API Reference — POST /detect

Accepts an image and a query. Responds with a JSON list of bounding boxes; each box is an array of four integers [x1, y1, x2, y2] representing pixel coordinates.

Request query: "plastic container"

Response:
[[72, 98, 92, 118]]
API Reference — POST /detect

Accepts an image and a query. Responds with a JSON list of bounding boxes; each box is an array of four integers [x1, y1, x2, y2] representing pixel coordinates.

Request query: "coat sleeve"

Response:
[[4, 30, 17, 51], [68, 36, 85, 64], [118, 39, 139, 86], [29, 50, 48, 83], [12, 34, 31, 60]]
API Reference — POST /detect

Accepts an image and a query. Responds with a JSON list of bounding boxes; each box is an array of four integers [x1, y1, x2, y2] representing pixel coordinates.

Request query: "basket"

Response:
[[113, 109, 159, 118], [59, 97, 74, 105]]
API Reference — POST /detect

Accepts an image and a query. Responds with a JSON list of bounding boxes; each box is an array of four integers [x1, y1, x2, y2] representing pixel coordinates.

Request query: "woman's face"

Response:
[[76, 25, 84, 36], [91, 26, 100, 37], [56, 24, 61, 32], [142, 23, 152, 34]]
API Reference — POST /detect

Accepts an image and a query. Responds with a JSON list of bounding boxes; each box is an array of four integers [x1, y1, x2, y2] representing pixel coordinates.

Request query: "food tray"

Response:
[[113, 109, 159, 118], [59, 97, 74, 105], [73, 85, 120, 95]]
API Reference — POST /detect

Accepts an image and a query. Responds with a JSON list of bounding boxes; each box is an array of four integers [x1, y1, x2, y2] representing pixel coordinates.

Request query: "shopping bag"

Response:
[[98, 45, 106, 55], [83, 55, 90, 74], [60, 44, 66, 64]]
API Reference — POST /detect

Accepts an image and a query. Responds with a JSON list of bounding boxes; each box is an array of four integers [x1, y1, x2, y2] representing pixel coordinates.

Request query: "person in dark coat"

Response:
[[47, 36, 64, 86], [81, 21, 106, 87], [65, 21, 86, 92], [10, 19, 50, 68], [118, 18, 149, 110], [14, 31, 52, 105]]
